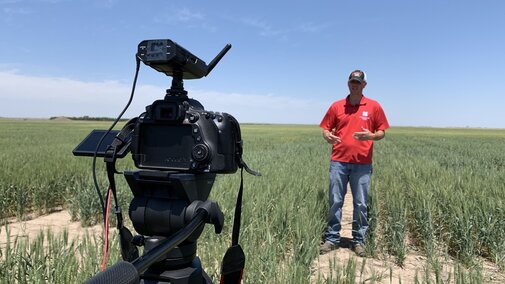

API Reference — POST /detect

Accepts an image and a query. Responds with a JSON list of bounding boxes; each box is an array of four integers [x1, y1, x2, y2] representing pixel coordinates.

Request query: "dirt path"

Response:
[[310, 191, 505, 283], [0, 210, 102, 249]]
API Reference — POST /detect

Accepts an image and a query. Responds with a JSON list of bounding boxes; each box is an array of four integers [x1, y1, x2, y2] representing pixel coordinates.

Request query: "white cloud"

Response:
[[0, 70, 163, 118], [298, 22, 332, 33], [0, 0, 24, 4], [177, 8, 204, 22], [184, 89, 325, 124], [241, 18, 331, 38], [152, 7, 216, 32], [0, 71, 324, 124], [241, 18, 288, 37], [1, 6, 31, 22], [152, 7, 205, 24]]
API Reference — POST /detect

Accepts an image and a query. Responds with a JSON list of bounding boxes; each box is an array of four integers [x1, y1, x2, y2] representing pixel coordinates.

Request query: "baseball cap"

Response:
[[348, 70, 367, 83]]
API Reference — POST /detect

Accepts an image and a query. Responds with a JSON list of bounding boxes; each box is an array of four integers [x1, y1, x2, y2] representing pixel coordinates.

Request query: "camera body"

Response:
[[130, 96, 241, 174]]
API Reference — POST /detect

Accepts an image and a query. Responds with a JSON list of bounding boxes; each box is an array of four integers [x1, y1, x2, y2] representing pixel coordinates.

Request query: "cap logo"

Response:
[[352, 72, 362, 77]]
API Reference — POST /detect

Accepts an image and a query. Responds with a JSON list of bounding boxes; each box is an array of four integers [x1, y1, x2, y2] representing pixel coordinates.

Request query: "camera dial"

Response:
[[192, 144, 210, 162]]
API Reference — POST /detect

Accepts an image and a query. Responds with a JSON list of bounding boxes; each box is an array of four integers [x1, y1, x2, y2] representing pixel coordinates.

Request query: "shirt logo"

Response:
[[360, 111, 369, 121]]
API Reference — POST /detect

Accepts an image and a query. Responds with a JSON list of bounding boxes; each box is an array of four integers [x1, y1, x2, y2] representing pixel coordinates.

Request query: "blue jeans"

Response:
[[325, 161, 372, 245]]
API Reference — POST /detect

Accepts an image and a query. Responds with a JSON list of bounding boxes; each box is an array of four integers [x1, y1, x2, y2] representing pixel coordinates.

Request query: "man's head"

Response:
[[348, 69, 367, 94]]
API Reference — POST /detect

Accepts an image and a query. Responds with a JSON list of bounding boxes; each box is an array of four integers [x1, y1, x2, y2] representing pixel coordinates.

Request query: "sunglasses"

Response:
[[349, 80, 362, 84]]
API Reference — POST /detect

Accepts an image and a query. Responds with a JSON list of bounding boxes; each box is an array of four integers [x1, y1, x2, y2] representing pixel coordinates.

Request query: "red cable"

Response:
[[101, 186, 112, 271]]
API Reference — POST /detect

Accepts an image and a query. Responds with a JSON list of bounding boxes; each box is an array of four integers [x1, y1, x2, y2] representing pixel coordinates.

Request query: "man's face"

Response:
[[348, 80, 366, 94]]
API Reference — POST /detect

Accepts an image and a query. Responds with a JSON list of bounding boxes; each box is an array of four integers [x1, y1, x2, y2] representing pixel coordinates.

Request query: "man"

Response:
[[319, 70, 389, 256]]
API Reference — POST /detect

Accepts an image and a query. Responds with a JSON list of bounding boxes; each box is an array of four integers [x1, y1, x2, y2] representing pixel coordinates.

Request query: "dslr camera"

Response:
[[131, 96, 241, 173]]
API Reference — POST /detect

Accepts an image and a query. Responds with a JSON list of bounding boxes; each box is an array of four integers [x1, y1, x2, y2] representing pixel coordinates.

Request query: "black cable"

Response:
[[92, 56, 141, 223]]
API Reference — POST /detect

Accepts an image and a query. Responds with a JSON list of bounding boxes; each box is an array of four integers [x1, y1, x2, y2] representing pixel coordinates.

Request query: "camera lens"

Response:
[[192, 144, 210, 162]]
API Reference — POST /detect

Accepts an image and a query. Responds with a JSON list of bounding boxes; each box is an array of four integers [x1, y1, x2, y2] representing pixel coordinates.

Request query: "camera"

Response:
[[132, 39, 241, 173], [130, 96, 242, 173]]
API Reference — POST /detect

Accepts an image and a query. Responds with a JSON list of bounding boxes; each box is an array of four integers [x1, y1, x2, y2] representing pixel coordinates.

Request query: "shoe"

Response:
[[353, 243, 366, 257], [320, 241, 339, 255]]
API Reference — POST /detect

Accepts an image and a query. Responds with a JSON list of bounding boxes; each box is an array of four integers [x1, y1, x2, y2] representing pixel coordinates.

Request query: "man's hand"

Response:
[[353, 128, 385, 141], [323, 130, 341, 144], [353, 127, 373, 141]]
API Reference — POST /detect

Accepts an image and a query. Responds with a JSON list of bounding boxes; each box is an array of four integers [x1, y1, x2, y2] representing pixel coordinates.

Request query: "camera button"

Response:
[[188, 113, 199, 123]]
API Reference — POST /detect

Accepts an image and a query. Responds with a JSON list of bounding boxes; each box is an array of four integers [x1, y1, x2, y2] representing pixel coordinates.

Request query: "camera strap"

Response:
[[103, 120, 139, 262], [219, 168, 246, 284], [239, 159, 261, 177]]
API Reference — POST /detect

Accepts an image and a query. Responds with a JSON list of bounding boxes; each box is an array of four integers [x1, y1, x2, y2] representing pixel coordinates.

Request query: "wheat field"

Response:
[[1, 119, 504, 283]]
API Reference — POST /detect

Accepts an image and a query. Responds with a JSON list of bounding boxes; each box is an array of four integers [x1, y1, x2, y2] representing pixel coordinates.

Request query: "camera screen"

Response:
[[138, 124, 194, 170], [72, 130, 127, 157], [145, 40, 166, 61]]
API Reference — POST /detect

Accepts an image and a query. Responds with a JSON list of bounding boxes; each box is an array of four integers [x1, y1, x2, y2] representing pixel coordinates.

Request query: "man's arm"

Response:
[[352, 128, 385, 141], [372, 129, 385, 141]]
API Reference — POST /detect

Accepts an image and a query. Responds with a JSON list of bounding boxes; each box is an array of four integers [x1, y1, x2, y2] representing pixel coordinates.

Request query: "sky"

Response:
[[1, 0, 504, 128]]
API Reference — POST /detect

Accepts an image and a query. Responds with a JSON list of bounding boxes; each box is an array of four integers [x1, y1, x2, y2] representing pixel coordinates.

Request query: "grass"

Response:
[[0, 228, 114, 283], [1, 119, 505, 283], [373, 128, 505, 269]]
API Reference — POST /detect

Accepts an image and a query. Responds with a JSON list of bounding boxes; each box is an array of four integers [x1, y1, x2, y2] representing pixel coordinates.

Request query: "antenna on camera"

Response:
[[206, 44, 232, 76]]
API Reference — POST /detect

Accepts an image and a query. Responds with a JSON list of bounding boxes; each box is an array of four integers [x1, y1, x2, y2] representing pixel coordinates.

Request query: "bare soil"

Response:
[[0, 209, 102, 249]]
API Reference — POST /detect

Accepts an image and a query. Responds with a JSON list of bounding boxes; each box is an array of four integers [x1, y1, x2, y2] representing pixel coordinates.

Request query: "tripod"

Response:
[[125, 170, 224, 284], [79, 39, 254, 284]]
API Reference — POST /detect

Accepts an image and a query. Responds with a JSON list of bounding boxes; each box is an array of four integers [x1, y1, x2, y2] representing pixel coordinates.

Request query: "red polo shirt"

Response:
[[320, 95, 389, 164]]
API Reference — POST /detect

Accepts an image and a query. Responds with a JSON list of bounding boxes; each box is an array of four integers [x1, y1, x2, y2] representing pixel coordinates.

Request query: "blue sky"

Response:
[[1, 0, 504, 128]]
